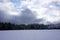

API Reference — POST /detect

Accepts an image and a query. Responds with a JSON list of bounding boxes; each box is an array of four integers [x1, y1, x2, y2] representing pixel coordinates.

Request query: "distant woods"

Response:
[[0, 22, 60, 30]]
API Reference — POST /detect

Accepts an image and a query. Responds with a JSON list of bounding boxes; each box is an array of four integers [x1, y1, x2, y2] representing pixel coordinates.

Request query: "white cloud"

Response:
[[0, 0, 21, 16], [0, 0, 60, 24]]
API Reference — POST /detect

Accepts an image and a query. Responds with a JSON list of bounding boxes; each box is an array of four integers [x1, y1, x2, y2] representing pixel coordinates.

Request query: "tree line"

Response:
[[0, 22, 60, 30]]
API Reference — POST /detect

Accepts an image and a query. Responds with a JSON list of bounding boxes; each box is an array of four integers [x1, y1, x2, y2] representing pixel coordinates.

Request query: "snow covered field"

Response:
[[0, 30, 60, 40]]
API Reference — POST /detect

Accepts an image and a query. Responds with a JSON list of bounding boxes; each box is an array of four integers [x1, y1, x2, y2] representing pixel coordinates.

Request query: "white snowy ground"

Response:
[[0, 30, 60, 40]]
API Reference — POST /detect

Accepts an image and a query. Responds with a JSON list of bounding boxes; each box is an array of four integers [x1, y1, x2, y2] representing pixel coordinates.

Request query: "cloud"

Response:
[[0, 8, 43, 24], [10, 8, 36, 24], [0, 0, 60, 24], [0, 10, 11, 22], [43, 1, 60, 24], [9, 8, 43, 24]]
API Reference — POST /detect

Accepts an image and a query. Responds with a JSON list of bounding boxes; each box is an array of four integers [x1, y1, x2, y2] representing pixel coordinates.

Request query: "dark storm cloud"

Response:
[[0, 10, 12, 22], [0, 10, 6, 22], [33, 19, 44, 23], [19, 8, 44, 24], [0, 8, 43, 24], [10, 8, 43, 24], [18, 8, 36, 24]]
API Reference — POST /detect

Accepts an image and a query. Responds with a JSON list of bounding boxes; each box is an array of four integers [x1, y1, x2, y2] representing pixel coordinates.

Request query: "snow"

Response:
[[0, 30, 60, 40]]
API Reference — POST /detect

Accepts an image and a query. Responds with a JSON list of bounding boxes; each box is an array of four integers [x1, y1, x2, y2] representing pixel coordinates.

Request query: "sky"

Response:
[[0, 0, 60, 24]]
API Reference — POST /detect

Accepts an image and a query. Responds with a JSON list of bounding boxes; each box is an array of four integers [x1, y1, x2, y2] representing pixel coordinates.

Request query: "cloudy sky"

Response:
[[0, 0, 60, 24]]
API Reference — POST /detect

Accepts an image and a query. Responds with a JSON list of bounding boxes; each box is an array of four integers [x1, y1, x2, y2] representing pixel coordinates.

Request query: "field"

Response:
[[0, 30, 60, 40]]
